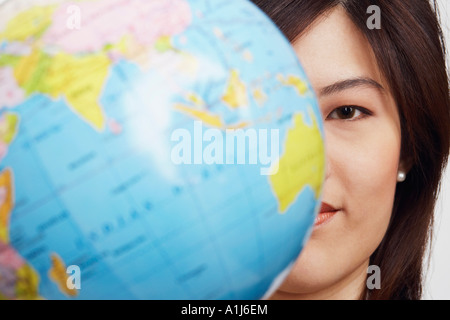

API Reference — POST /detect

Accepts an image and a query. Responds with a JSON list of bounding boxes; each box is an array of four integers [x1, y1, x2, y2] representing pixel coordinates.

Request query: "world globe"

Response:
[[0, 0, 325, 299]]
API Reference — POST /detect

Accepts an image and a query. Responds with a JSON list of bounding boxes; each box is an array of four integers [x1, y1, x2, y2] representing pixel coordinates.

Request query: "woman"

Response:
[[252, 0, 450, 299]]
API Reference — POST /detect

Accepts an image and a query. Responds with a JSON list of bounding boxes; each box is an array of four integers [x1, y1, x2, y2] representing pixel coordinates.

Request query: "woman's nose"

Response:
[[323, 129, 332, 182]]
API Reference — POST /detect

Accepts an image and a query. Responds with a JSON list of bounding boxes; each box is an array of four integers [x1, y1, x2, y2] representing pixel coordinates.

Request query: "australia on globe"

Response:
[[0, 0, 325, 299]]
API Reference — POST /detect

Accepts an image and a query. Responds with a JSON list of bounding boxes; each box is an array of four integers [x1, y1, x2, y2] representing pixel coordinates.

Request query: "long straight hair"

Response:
[[251, 0, 450, 300]]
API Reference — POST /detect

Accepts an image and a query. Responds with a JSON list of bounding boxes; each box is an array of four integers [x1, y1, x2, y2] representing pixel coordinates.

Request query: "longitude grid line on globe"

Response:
[[175, 170, 245, 300]]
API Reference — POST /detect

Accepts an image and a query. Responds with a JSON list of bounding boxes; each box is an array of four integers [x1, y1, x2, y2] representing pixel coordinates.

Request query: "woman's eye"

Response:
[[327, 106, 371, 121]]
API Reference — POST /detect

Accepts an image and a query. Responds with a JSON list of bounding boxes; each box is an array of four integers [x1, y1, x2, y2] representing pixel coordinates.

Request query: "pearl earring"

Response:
[[397, 171, 406, 182]]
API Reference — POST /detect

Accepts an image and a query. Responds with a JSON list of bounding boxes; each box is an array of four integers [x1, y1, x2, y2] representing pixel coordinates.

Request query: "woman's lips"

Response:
[[314, 202, 339, 227]]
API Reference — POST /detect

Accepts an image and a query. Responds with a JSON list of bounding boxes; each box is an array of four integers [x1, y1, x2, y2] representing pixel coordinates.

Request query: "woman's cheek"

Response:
[[336, 127, 400, 228]]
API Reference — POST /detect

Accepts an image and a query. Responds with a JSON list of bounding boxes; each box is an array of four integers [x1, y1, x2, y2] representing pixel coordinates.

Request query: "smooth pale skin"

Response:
[[271, 6, 407, 300]]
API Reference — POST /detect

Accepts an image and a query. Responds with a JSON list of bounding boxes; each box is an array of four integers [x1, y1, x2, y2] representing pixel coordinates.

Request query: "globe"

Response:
[[0, 0, 325, 300]]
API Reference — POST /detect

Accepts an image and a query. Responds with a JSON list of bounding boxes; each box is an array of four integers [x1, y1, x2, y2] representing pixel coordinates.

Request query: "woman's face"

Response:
[[273, 7, 403, 299]]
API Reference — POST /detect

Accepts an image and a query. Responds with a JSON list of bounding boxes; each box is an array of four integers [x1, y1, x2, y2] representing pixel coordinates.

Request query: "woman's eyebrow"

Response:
[[319, 77, 385, 97]]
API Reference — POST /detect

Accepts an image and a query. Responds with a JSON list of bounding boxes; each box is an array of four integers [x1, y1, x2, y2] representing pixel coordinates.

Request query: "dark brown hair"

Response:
[[251, 0, 450, 300]]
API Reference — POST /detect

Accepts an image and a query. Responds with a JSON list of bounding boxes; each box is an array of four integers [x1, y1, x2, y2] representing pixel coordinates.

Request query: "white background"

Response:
[[424, 0, 450, 301], [0, 0, 449, 299]]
